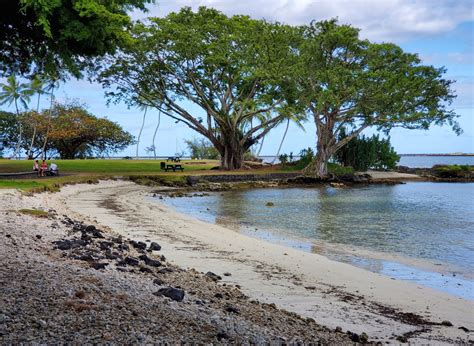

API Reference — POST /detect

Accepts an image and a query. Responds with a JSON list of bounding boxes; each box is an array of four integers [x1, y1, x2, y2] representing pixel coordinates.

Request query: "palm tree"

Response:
[[151, 108, 161, 158], [136, 104, 148, 158], [41, 78, 59, 159], [27, 76, 46, 159], [0, 75, 32, 158], [271, 116, 305, 164]]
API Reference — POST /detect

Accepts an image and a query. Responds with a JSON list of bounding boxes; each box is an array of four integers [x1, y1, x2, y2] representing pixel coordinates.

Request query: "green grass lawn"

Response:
[[0, 158, 290, 191], [0, 159, 218, 174]]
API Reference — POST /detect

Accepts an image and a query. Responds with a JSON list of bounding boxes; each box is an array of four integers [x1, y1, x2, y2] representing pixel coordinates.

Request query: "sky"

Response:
[[3, 0, 474, 156]]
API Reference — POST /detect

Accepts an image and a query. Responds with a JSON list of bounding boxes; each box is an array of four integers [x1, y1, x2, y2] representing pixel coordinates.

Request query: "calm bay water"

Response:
[[157, 182, 474, 299], [259, 155, 474, 168], [398, 155, 474, 168]]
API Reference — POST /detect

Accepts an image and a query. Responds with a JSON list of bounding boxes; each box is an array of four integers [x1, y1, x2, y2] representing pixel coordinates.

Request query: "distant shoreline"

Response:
[[398, 153, 474, 157]]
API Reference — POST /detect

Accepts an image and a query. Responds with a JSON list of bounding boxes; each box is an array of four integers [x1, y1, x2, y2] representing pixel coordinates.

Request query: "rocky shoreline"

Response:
[[0, 190, 355, 344]]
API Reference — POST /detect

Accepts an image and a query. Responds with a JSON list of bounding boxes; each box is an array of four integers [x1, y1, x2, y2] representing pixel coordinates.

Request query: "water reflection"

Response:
[[158, 182, 474, 299]]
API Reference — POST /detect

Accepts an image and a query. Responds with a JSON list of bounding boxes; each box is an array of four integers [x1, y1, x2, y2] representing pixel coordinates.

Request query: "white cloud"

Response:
[[133, 0, 474, 41]]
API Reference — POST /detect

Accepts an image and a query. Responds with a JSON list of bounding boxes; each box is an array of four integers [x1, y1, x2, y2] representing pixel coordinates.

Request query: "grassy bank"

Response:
[[0, 159, 285, 192]]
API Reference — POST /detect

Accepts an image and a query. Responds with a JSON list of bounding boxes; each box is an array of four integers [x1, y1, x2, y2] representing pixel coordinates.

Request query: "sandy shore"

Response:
[[41, 180, 473, 344], [0, 187, 352, 343]]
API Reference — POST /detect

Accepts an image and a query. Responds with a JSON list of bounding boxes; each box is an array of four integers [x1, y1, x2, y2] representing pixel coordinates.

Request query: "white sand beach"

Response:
[[38, 180, 472, 344]]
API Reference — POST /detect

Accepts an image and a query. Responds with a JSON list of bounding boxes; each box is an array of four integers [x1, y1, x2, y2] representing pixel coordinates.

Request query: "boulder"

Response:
[[148, 242, 162, 251], [154, 287, 185, 302], [205, 271, 222, 281]]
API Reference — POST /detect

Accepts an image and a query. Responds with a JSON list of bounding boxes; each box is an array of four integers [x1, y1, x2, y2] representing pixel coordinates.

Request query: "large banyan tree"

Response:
[[100, 7, 301, 170], [297, 20, 460, 177]]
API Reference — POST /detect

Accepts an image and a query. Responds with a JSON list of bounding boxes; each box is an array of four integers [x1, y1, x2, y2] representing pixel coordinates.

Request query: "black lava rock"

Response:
[[153, 278, 164, 285], [148, 242, 162, 251], [205, 271, 222, 281], [130, 240, 147, 250], [225, 305, 239, 314], [53, 239, 87, 250], [90, 262, 108, 270], [124, 256, 140, 266], [99, 241, 113, 251], [154, 287, 185, 302]]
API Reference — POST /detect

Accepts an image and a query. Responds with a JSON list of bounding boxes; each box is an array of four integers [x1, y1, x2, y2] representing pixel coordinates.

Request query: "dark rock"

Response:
[[225, 305, 239, 314], [146, 258, 162, 267], [396, 335, 408, 343], [130, 240, 147, 250], [85, 225, 96, 232], [53, 239, 87, 250], [35, 235, 42, 240], [124, 256, 140, 266], [153, 278, 164, 286], [73, 223, 84, 231], [441, 320, 453, 327], [74, 253, 95, 261], [458, 326, 470, 332], [90, 262, 108, 270], [62, 217, 74, 225], [205, 271, 222, 281], [139, 267, 153, 273], [138, 254, 161, 267], [216, 331, 230, 340], [149, 242, 162, 251], [99, 241, 113, 251], [214, 293, 223, 299], [111, 236, 123, 244], [347, 332, 360, 342], [105, 250, 121, 260], [154, 287, 185, 302], [158, 267, 174, 274], [82, 225, 104, 238], [360, 332, 369, 343], [286, 175, 322, 185], [117, 244, 129, 252], [223, 272, 231, 276]]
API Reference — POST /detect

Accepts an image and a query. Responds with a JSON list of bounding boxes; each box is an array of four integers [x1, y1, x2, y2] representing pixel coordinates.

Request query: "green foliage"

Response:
[[185, 138, 219, 160], [0, 0, 154, 78], [1, 102, 135, 159], [327, 163, 354, 175], [432, 164, 473, 178], [298, 19, 459, 176], [278, 154, 289, 166], [334, 128, 400, 171], [18, 208, 49, 218], [100, 7, 302, 169]]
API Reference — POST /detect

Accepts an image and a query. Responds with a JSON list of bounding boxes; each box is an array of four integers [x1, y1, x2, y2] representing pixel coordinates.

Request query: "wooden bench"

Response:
[[166, 156, 181, 162], [160, 162, 184, 172]]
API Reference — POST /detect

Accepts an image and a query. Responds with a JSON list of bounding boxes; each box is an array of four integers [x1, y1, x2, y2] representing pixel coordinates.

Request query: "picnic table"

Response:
[[160, 162, 184, 172], [167, 156, 181, 162]]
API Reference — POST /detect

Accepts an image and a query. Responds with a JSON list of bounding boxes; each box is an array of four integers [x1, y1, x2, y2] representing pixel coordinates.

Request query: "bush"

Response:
[[185, 138, 219, 160], [334, 128, 400, 171]]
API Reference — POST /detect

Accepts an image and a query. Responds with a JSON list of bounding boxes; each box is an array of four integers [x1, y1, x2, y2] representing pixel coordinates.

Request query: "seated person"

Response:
[[49, 162, 59, 176], [33, 160, 39, 175], [39, 159, 48, 177]]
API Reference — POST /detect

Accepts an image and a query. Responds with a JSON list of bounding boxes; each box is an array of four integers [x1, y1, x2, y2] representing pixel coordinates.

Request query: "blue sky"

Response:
[[3, 0, 474, 156]]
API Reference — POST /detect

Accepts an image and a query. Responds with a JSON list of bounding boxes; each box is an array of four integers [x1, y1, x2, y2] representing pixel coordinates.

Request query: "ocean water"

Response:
[[398, 155, 474, 168], [157, 182, 474, 299], [259, 155, 474, 168]]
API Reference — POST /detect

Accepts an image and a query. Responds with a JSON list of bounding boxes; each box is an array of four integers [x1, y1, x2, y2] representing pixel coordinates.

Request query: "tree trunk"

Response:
[[152, 109, 161, 159], [28, 94, 41, 159], [272, 118, 290, 164], [304, 121, 335, 178], [136, 106, 147, 158], [220, 144, 244, 170]]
